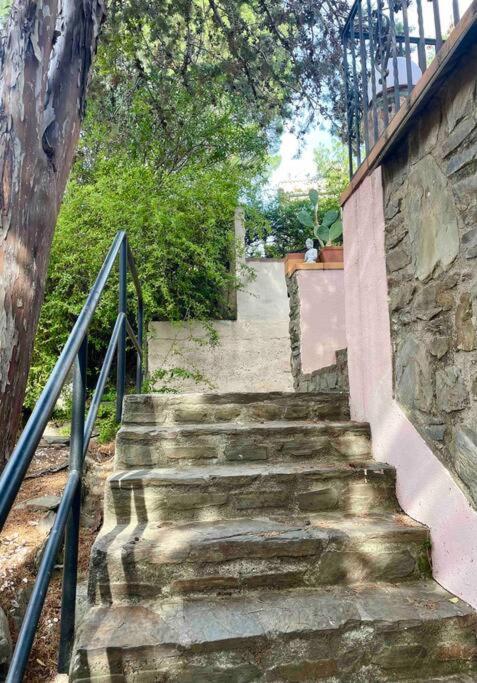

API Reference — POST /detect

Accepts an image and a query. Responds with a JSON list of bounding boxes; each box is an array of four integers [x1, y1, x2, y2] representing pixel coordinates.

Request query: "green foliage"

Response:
[[26, 87, 267, 411], [103, 0, 350, 134], [245, 138, 348, 257], [314, 209, 343, 248], [314, 139, 349, 199], [26, 157, 255, 408], [245, 194, 309, 257], [142, 367, 210, 394], [95, 392, 118, 444], [297, 191, 342, 248]]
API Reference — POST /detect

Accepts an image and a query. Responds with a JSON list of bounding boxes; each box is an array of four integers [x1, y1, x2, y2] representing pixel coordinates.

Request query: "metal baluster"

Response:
[[432, 0, 443, 51], [136, 299, 144, 393], [452, 0, 460, 26], [116, 237, 127, 421], [58, 337, 87, 672], [401, 1, 413, 97], [387, 0, 400, 116], [366, 0, 379, 144], [375, 0, 389, 129], [343, 35, 355, 177], [357, 2, 370, 155], [415, 0, 427, 73], [350, 21, 362, 167]]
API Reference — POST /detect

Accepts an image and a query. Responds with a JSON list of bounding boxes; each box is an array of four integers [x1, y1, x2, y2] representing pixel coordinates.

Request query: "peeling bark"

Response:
[[0, 0, 105, 467]]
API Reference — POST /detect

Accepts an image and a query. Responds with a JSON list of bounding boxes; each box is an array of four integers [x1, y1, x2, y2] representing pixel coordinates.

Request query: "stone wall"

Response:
[[287, 272, 348, 393], [382, 44, 477, 506]]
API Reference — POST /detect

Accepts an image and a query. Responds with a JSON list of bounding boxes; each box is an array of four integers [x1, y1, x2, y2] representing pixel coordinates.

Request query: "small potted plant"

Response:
[[297, 190, 343, 263]]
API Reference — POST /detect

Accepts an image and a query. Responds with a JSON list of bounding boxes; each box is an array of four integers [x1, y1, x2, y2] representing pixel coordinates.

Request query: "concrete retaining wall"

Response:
[[148, 257, 293, 393]]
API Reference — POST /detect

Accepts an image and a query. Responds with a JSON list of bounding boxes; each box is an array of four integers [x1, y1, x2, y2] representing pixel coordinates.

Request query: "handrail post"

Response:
[[58, 336, 87, 672], [116, 236, 128, 421], [136, 299, 144, 393]]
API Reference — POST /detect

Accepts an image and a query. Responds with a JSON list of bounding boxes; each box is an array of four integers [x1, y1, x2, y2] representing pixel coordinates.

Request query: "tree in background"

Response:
[[314, 138, 349, 200], [246, 138, 348, 257], [103, 0, 349, 134]]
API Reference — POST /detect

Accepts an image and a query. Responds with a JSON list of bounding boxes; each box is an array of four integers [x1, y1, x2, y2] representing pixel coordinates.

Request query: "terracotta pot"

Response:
[[320, 245, 343, 263]]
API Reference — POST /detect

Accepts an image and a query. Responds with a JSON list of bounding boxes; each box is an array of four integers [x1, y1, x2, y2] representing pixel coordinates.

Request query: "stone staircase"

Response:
[[71, 392, 477, 682]]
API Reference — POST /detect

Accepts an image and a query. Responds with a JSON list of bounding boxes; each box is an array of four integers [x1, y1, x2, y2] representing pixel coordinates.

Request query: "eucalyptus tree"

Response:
[[0, 0, 105, 466]]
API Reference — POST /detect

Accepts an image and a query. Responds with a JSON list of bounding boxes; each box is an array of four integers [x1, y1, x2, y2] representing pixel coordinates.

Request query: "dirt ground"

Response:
[[0, 440, 114, 682]]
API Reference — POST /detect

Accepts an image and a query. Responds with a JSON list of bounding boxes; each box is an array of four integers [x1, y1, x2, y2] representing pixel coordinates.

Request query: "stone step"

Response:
[[122, 392, 350, 426], [88, 513, 431, 602], [104, 462, 399, 525], [115, 420, 371, 468], [71, 582, 477, 682]]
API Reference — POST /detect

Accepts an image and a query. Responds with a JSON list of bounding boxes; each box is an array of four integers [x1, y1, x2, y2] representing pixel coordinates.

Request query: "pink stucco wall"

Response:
[[343, 167, 477, 609], [297, 269, 347, 374]]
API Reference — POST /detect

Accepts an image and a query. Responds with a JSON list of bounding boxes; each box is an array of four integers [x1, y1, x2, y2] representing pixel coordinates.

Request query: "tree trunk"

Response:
[[0, 0, 105, 467]]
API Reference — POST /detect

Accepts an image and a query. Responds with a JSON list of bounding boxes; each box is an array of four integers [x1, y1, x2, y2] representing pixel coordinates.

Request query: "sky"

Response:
[[268, 124, 332, 192], [269, 0, 472, 193]]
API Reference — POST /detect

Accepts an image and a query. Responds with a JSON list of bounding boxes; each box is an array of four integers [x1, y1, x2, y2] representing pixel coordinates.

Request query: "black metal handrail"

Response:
[[342, 0, 464, 177], [0, 231, 144, 681]]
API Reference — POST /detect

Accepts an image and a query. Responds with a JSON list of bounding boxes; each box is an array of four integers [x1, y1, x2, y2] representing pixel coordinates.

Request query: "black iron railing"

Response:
[[343, 0, 464, 176], [0, 231, 144, 681]]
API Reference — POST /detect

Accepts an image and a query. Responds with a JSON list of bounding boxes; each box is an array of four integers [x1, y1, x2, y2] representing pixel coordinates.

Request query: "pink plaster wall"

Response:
[[297, 270, 347, 374], [343, 167, 477, 609]]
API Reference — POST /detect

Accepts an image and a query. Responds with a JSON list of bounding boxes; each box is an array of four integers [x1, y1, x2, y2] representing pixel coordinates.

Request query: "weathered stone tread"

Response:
[[122, 392, 350, 426], [71, 582, 477, 682], [116, 420, 371, 468], [108, 460, 392, 486], [89, 513, 431, 601], [105, 461, 398, 524]]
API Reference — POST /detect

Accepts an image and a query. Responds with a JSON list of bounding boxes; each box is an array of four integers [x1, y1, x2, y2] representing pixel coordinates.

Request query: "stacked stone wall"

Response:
[[382, 44, 477, 505]]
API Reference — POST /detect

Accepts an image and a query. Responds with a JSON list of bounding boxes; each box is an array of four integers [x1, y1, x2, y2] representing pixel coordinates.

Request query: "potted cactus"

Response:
[[297, 190, 343, 264], [314, 208, 343, 263]]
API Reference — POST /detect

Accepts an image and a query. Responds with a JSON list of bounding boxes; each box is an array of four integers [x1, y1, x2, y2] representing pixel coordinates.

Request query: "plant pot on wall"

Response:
[[320, 245, 343, 263]]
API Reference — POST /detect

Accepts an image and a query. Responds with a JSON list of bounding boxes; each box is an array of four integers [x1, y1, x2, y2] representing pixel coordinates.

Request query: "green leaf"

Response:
[[316, 224, 329, 245], [321, 209, 340, 228], [308, 189, 319, 208], [328, 218, 343, 244], [297, 209, 314, 229]]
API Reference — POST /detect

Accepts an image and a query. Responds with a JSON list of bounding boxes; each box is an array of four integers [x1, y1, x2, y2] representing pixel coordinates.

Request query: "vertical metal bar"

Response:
[[116, 237, 127, 421], [343, 35, 355, 178], [7, 473, 80, 683], [415, 0, 427, 73], [401, 1, 414, 96], [357, 1, 370, 156], [135, 300, 144, 393], [350, 22, 362, 167], [57, 336, 87, 672], [366, 0, 379, 144], [387, 0, 400, 115], [375, 0, 389, 129], [432, 0, 443, 51], [452, 0, 460, 26]]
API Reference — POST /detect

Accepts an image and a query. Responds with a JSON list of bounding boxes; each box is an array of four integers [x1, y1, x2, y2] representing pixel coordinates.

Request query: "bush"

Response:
[[25, 155, 259, 410]]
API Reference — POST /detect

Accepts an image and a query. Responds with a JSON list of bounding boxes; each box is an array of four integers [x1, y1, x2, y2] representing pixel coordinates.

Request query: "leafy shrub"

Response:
[[26, 154, 261, 410]]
